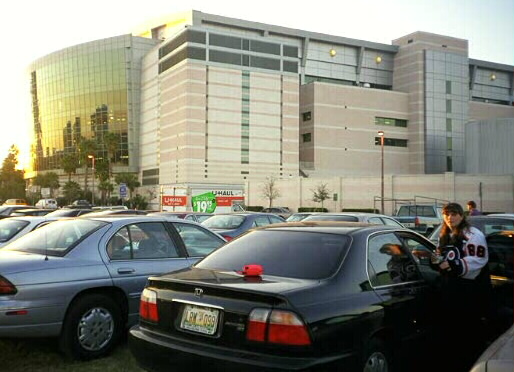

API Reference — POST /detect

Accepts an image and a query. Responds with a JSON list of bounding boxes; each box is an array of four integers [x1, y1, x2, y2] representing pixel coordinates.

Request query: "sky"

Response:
[[1, 0, 512, 169]]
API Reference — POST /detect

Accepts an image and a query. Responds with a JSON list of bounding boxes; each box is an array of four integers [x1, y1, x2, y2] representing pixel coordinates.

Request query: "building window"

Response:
[[446, 80, 452, 94], [302, 133, 312, 143], [447, 156, 453, 172], [375, 117, 407, 128], [446, 99, 452, 113], [446, 137, 452, 151], [374, 137, 408, 147], [446, 118, 452, 132], [302, 112, 312, 121]]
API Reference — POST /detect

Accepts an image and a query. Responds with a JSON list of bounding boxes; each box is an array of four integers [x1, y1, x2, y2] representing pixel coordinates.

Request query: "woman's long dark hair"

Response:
[[439, 202, 470, 247]]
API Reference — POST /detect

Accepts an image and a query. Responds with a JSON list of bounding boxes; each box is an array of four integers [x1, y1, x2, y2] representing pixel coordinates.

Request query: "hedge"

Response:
[[298, 207, 328, 212], [342, 208, 380, 213]]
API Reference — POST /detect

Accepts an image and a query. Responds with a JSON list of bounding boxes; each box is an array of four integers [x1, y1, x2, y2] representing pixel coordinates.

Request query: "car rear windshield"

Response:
[[4, 219, 107, 256], [0, 219, 30, 242], [196, 230, 350, 279], [202, 215, 245, 229], [304, 215, 359, 222]]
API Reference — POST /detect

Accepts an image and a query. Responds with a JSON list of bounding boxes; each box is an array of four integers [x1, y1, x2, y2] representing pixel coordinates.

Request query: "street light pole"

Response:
[[88, 155, 95, 206], [378, 130, 385, 214]]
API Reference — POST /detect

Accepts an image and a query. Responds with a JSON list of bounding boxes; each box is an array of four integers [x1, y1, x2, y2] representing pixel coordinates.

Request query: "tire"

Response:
[[361, 338, 392, 372], [60, 294, 122, 360]]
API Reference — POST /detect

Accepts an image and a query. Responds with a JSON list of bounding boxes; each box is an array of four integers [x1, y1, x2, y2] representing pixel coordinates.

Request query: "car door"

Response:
[[367, 232, 436, 346], [104, 221, 190, 319]]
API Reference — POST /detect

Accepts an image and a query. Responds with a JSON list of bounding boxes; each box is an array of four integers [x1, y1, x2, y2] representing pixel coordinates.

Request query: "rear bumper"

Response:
[[129, 325, 355, 371]]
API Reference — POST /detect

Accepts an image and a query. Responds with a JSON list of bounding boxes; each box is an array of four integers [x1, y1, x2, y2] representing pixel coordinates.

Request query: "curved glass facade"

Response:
[[28, 35, 155, 174]]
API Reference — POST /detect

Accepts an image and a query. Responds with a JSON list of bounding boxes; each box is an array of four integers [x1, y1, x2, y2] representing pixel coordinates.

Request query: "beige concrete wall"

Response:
[[155, 60, 299, 185], [246, 173, 514, 214], [469, 101, 514, 121], [299, 82, 409, 177]]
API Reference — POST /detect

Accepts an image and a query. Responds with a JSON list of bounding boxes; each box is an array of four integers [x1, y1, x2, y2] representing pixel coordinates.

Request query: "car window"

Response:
[[196, 214, 212, 223], [197, 230, 350, 279], [381, 217, 404, 227], [172, 222, 225, 257], [203, 215, 245, 229], [4, 219, 107, 256], [269, 215, 284, 224], [304, 215, 359, 222], [126, 222, 179, 259], [0, 219, 29, 242], [487, 233, 513, 279], [368, 217, 384, 225], [107, 228, 132, 260], [368, 233, 421, 286], [252, 216, 271, 227], [184, 215, 195, 221]]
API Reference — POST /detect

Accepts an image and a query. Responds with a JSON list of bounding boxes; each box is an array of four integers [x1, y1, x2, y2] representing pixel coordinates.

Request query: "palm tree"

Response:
[[78, 138, 96, 193], [103, 132, 120, 180], [61, 153, 79, 182], [114, 172, 140, 199]]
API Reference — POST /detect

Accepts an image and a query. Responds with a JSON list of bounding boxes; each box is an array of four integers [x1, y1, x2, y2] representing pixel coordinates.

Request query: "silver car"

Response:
[[0, 216, 225, 360], [302, 212, 405, 227]]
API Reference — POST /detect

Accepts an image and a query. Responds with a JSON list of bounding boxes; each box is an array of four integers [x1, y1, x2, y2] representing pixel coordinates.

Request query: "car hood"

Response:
[[151, 266, 320, 295]]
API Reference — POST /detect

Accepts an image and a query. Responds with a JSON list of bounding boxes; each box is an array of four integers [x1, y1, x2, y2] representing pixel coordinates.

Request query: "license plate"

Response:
[[180, 304, 219, 335]]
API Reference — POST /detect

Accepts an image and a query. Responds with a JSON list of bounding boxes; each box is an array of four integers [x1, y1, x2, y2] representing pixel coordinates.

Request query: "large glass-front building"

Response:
[[28, 35, 157, 176]]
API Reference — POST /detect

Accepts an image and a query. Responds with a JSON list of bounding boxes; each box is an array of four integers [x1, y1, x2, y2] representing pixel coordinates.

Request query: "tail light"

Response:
[[222, 235, 233, 241], [246, 308, 311, 346], [0, 276, 17, 295], [139, 288, 159, 322]]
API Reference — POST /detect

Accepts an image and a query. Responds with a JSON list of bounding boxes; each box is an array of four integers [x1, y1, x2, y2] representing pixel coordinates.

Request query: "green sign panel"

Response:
[[192, 192, 217, 213]]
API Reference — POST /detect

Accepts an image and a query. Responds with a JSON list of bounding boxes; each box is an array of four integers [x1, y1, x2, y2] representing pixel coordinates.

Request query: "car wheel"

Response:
[[60, 294, 122, 360], [361, 338, 391, 372]]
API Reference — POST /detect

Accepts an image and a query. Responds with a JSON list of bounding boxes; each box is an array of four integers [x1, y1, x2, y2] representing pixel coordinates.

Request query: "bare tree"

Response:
[[261, 176, 281, 208], [311, 183, 331, 211]]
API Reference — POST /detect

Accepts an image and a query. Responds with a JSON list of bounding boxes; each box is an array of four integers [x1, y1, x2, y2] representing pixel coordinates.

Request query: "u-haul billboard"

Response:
[[161, 185, 244, 213]]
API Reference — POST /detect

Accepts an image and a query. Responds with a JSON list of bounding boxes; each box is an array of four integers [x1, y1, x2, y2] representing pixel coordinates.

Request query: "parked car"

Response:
[[302, 212, 405, 227], [2, 198, 28, 206], [469, 324, 513, 372], [68, 199, 92, 209], [0, 216, 63, 248], [129, 221, 444, 371], [392, 204, 443, 235], [201, 212, 285, 240], [428, 215, 514, 244], [261, 207, 292, 219], [148, 211, 213, 223], [285, 212, 320, 222], [35, 198, 58, 209], [0, 216, 226, 360], [9, 208, 55, 216], [0, 206, 36, 220], [83, 209, 148, 217], [45, 208, 94, 217]]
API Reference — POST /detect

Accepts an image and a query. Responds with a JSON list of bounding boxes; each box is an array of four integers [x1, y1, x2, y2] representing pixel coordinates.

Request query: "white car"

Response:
[[0, 216, 62, 248]]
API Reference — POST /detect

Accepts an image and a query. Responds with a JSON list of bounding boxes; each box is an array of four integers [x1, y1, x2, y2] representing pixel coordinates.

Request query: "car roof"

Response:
[[253, 220, 406, 235]]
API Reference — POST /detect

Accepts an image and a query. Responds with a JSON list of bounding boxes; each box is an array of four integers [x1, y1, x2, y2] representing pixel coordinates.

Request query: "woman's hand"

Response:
[[439, 261, 450, 270]]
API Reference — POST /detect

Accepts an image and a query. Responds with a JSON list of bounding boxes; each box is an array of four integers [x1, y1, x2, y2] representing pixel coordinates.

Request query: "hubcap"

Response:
[[364, 351, 388, 372], [77, 307, 114, 351]]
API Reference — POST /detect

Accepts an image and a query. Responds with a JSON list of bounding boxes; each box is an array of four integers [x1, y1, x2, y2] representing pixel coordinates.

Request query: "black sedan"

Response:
[[129, 222, 443, 371]]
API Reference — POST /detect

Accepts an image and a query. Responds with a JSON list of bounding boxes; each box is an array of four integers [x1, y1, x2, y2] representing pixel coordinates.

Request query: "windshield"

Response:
[[0, 219, 30, 242], [196, 230, 350, 279], [4, 219, 107, 256], [202, 215, 245, 229]]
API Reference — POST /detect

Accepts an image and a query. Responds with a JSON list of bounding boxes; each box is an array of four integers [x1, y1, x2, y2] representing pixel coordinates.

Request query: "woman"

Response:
[[435, 202, 491, 370]]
